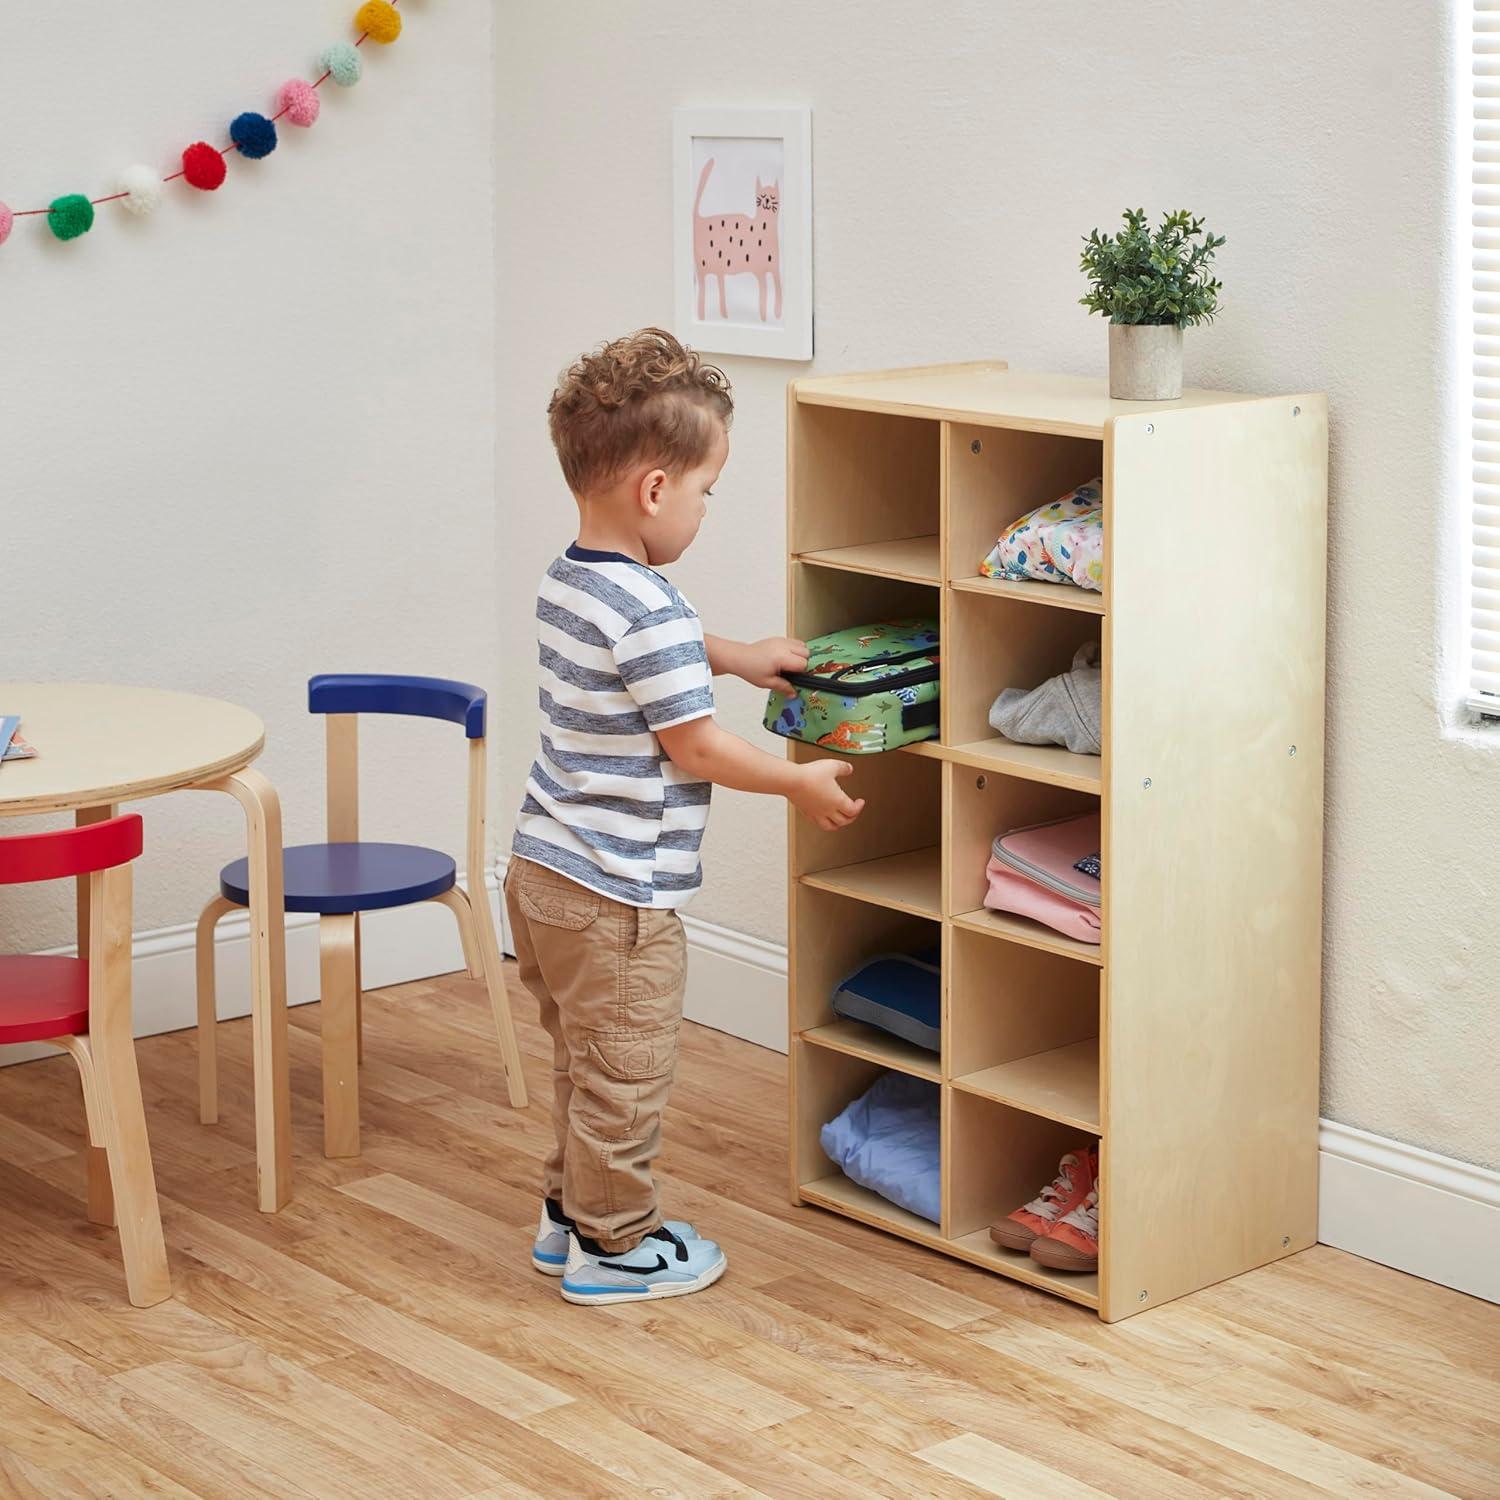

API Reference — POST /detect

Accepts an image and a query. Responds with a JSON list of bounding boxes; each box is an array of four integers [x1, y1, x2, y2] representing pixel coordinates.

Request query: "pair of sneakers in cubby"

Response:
[[989, 1145, 1098, 1272]]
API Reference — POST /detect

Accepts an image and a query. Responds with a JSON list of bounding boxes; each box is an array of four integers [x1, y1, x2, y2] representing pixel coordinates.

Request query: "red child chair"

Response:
[[195, 674, 528, 1160], [0, 813, 171, 1308]]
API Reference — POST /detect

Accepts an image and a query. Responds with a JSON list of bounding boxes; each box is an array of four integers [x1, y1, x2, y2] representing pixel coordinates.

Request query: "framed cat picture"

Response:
[[672, 105, 813, 360]]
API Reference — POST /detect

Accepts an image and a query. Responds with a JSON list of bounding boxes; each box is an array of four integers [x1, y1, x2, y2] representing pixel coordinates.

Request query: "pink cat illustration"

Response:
[[693, 157, 783, 323]]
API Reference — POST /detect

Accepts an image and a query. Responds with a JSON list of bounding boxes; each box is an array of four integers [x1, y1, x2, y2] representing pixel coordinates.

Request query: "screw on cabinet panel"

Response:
[[971, 439, 982, 454], [1282, 1235, 1291, 1247], [1288, 746, 1297, 756], [1138, 1290, 1149, 1302], [1145, 423, 1155, 434], [1142, 777, 1152, 789], [976, 775, 987, 790], [1293, 405, 1301, 417]]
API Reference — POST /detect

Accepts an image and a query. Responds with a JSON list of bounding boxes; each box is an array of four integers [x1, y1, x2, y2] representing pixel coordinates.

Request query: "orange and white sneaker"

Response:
[[1030, 1188, 1099, 1272], [988, 1147, 1096, 1252]]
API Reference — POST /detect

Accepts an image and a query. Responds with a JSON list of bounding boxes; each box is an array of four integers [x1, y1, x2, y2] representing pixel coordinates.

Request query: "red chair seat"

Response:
[[0, 955, 91, 1042]]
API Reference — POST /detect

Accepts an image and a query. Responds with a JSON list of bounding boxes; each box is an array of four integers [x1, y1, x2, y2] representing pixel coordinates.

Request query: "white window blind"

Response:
[[1471, 3, 1500, 714]]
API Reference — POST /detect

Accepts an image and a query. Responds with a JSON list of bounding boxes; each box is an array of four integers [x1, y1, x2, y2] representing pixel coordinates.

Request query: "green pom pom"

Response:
[[320, 41, 362, 86], [48, 194, 95, 241]]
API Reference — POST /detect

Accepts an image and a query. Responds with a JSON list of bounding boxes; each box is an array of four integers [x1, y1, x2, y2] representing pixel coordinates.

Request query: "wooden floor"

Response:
[[0, 968, 1495, 1499]]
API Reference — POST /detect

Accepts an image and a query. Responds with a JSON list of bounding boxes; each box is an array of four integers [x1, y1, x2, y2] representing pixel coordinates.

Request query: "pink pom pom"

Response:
[[0, 201, 13, 247], [279, 78, 321, 127]]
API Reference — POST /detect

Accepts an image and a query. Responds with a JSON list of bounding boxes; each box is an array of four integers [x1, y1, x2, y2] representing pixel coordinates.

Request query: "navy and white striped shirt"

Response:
[[512, 544, 715, 908]]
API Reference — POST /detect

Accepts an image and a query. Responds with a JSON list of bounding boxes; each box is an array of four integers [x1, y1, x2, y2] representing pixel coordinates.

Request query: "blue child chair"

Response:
[[195, 674, 528, 1159]]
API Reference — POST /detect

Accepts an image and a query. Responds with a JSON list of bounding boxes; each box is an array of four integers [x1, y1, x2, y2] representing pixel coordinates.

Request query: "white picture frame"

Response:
[[673, 105, 813, 361]]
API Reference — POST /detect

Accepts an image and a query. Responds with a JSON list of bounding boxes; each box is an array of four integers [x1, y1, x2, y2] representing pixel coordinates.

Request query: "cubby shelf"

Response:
[[801, 1020, 941, 1081], [796, 535, 942, 585], [946, 738, 1102, 793], [785, 361, 1327, 1321], [798, 846, 942, 918], [953, 1040, 1101, 1133], [801, 1175, 1101, 1309], [950, 907, 1103, 966], [949, 574, 1107, 614]]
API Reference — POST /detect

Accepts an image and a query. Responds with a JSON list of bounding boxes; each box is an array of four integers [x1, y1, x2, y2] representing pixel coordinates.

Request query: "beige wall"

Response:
[[2, 3, 496, 948], [497, 0, 1500, 1171]]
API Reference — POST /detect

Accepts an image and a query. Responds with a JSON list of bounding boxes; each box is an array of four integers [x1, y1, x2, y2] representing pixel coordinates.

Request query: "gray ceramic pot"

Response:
[[1109, 322, 1184, 400]]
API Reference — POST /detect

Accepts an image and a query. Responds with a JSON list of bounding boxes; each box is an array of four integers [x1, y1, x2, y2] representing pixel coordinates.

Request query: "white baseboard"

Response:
[[1317, 1121, 1500, 1303], [10, 869, 1494, 1306]]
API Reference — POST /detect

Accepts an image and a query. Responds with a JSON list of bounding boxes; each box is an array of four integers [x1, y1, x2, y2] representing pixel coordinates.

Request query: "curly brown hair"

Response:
[[547, 327, 734, 496]]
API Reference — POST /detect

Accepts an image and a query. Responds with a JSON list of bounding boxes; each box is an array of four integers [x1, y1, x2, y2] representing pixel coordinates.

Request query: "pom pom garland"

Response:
[[230, 112, 278, 159], [182, 142, 228, 191], [279, 78, 321, 126], [320, 42, 363, 86], [47, 194, 95, 241], [0, 0, 404, 244], [119, 164, 163, 217], [356, 1, 402, 43]]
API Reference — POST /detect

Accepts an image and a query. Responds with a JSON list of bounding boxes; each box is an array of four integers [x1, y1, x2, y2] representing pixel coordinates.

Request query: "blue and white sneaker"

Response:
[[559, 1225, 726, 1305], [532, 1199, 700, 1275]]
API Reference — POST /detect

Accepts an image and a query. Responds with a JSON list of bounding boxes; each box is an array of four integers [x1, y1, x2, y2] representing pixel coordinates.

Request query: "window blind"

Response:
[[1471, 2, 1500, 713]]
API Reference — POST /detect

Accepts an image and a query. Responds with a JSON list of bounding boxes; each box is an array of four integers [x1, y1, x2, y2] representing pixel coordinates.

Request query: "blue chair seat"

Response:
[[219, 842, 456, 916]]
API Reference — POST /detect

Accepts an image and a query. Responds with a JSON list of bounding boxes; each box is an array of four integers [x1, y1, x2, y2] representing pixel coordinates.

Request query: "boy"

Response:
[[505, 327, 864, 1306]]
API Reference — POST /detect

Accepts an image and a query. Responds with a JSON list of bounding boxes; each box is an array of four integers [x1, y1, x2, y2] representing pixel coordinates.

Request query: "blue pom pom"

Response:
[[230, 112, 278, 160]]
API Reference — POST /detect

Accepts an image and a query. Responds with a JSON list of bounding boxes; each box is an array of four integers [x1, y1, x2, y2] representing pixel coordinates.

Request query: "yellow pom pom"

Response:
[[355, 0, 402, 43]]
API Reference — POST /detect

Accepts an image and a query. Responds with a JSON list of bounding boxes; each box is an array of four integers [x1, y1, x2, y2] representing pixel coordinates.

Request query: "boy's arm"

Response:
[[704, 633, 809, 693], [656, 715, 864, 832]]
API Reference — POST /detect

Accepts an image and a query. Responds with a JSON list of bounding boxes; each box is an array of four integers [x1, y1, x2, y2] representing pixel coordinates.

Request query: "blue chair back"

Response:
[[307, 674, 486, 738]]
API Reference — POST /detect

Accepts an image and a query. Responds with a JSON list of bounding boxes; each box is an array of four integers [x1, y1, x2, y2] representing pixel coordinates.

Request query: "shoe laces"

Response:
[[1023, 1152, 1084, 1222], [1059, 1189, 1099, 1239]]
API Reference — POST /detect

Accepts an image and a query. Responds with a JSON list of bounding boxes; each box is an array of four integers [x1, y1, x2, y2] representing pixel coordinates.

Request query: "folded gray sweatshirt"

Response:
[[988, 642, 1102, 755]]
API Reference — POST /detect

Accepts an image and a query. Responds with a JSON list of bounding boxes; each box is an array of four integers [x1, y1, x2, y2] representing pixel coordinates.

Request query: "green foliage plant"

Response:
[[1079, 208, 1225, 327]]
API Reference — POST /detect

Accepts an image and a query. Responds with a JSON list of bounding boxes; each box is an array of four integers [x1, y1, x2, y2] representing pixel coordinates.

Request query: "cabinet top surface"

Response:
[[791, 362, 1284, 436]]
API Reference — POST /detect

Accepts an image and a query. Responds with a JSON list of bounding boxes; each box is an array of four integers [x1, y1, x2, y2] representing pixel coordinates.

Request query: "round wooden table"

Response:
[[0, 684, 292, 1212]]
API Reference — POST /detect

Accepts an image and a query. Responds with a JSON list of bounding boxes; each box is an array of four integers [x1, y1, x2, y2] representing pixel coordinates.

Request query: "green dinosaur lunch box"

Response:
[[764, 618, 941, 755]]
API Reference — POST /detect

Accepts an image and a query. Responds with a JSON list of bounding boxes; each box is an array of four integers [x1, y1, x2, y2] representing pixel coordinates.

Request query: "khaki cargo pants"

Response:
[[503, 856, 686, 1253]]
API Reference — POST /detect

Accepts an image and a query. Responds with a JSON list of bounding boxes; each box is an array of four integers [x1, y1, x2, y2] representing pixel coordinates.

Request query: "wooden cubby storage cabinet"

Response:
[[783, 362, 1328, 1321]]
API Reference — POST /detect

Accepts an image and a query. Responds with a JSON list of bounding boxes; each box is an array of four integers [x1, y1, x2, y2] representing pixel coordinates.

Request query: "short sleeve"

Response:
[[612, 601, 715, 730]]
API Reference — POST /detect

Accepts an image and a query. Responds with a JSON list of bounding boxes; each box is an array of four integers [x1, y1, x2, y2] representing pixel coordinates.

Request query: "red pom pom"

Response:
[[183, 142, 227, 191]]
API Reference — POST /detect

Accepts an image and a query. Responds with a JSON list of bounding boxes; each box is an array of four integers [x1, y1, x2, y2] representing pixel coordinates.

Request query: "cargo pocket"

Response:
[[581, 1023, 680, 1138]]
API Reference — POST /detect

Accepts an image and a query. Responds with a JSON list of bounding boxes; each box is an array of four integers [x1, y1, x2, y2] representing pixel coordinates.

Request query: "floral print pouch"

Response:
[[980, 478, 1104, 593]]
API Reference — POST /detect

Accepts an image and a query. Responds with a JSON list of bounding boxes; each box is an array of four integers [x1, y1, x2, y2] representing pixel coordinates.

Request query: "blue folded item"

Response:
[[831, 947, 941, 1053], [819, 1072, 941, 1223]]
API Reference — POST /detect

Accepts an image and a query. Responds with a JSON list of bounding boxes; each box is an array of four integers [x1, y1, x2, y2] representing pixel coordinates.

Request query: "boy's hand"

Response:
[[735, 636, 809, 693], [792, 759, 865, 831]]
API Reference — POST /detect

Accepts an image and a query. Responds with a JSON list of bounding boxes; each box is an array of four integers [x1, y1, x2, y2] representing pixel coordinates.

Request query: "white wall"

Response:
[[497, 0, 1500, 1174], [2, 2, 495, 951]]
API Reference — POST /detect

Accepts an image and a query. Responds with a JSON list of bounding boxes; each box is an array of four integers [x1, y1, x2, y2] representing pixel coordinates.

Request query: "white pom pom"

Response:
[[119, 164, 163, 217]]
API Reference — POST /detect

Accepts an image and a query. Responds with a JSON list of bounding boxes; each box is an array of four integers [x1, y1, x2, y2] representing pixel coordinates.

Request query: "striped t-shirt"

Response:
[[512, 544, 715, 908]]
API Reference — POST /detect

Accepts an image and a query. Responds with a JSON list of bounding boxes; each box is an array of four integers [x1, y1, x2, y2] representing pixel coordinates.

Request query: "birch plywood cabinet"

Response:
[[783, 362, 1328, 1321]]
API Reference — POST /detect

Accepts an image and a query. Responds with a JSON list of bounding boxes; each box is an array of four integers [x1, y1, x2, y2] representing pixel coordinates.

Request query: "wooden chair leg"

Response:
[[320, 914, 361, 1159], [65, 1039, 115, 1228], [198, 768, 292, 1213], [194, 895, 237, 1126], [71, 860, 171, 1308], [431, 887, 483, 979], [353, 911, 364, 1065], [461, 884, 529, 1110]]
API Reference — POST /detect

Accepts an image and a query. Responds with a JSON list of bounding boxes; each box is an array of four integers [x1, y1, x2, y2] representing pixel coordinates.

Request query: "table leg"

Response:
[[198, 767, 291, 1212], [74, 805, 115, 957]]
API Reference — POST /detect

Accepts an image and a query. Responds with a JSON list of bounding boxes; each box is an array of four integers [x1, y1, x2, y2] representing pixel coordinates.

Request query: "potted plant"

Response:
[[1079, 208, 1226, 400]]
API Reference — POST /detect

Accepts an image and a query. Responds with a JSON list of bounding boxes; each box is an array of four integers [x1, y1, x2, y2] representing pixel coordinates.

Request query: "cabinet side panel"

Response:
[[1102, 396, 1327, 1320]]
